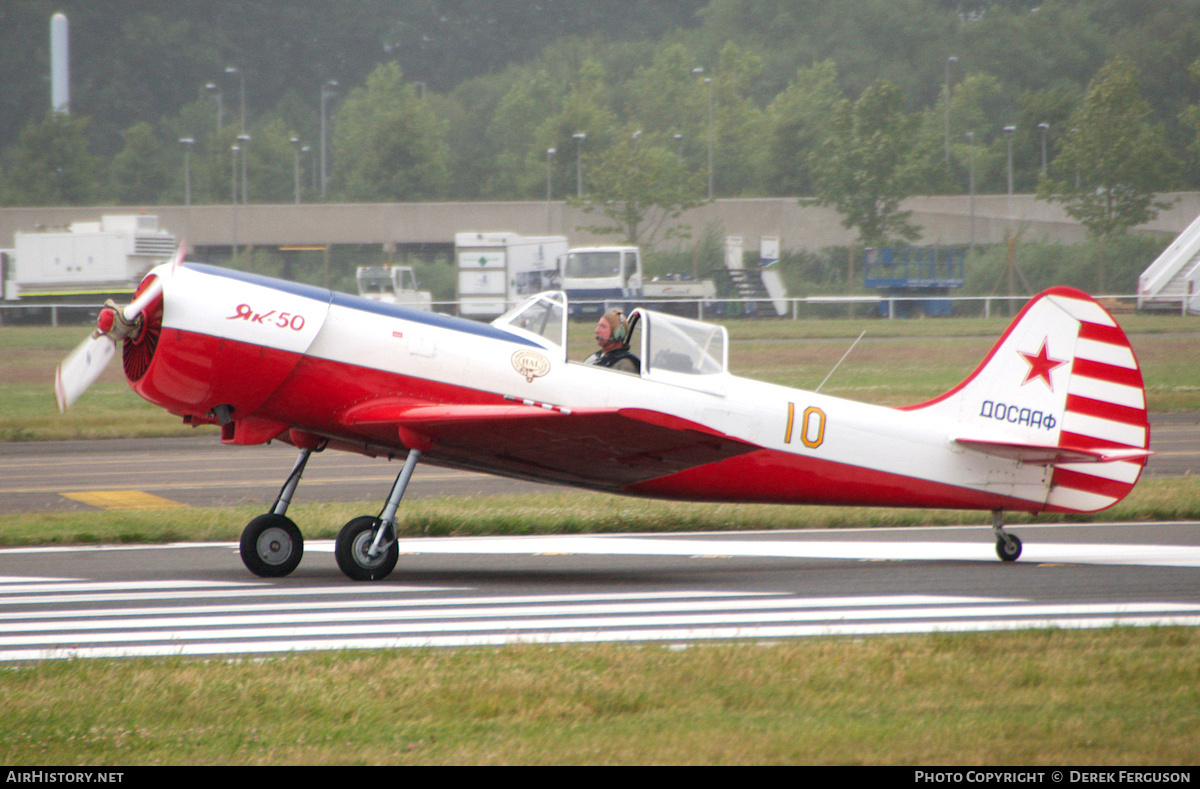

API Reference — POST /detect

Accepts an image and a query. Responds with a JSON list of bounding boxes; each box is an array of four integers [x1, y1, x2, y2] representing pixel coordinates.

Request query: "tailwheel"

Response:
[[991, 509, 1022, 562], [335, 516, 398, 582], [240, 513, 304, 577]]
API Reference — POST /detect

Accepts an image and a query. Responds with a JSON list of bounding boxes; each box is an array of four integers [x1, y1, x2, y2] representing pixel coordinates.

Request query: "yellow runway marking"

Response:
[[61, 491, 186, 510]]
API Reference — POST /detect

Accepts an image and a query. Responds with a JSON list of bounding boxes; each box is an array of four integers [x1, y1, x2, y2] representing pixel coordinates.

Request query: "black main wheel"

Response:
[[995, 533, 1023, 562], [335, 516, 398, 581], [240, 513, 304, 577]]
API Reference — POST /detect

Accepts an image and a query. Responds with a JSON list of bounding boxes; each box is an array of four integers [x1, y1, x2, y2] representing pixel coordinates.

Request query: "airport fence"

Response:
[[0, 293, 1160, 328]]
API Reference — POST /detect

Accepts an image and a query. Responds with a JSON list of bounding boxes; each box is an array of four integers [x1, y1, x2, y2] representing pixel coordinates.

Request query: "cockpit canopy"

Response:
[[493, 291, 567, 348], [494, 291, 730, 393], [634, 308, 726, 378]]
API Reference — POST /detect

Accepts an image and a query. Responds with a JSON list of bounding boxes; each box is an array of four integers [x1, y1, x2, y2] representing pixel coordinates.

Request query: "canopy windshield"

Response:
[[493, 291, 567, 349]]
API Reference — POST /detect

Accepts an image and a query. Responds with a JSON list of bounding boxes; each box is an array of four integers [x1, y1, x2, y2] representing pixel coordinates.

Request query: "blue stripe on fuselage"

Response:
[[184, 263, 540, 347]]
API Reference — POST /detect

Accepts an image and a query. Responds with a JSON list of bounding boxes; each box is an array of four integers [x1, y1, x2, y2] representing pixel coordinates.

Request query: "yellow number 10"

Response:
[[785, 403, 826, 449]]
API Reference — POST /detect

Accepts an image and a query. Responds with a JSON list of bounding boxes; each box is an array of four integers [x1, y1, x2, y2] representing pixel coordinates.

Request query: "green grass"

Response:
[[3, 476, 1198, 549], [2, 629, 1198, 765]]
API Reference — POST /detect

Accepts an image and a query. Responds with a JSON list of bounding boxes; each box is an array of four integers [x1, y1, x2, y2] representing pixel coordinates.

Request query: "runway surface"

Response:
[[0, 418, 1196, 662], [0, 436, 557, 512], [2, 521, 1198, 661]]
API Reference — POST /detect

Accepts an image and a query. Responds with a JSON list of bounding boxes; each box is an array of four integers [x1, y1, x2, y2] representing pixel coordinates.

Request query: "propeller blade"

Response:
[[53, 241, 181, 412], [123, 273, 165, 323], [54, 334, 116, 413]]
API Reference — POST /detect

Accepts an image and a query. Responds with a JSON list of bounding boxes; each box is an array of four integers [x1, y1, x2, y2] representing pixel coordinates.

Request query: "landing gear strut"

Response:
[[335, 448, 422, 581], [239, 444, 319, 578], [992, 509, 1023, 562]]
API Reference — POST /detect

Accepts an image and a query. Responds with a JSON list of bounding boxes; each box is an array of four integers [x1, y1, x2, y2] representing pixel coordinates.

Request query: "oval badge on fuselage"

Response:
[[512, 350, 550, 383]]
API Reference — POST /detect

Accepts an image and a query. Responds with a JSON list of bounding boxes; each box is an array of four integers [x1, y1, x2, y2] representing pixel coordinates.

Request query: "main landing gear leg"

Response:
[[335, 448, 422, 581], [239, 446, 315, 578], [992, 509, 1023, 562]]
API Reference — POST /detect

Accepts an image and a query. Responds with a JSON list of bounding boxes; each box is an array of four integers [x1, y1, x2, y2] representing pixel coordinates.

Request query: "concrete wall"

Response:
[[3, 193, 1197, 254]]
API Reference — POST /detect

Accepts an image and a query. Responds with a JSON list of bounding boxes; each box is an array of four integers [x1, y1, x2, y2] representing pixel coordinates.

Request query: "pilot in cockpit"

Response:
[[584, 310, 640, 374]]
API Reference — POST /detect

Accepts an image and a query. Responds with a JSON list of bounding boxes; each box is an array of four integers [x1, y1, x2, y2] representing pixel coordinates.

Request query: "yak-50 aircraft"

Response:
[[55, 247, 1151, 581]]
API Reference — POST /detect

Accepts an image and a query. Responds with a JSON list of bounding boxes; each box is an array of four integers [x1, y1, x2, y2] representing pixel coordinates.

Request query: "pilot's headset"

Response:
[[602, 310, 628, 344]]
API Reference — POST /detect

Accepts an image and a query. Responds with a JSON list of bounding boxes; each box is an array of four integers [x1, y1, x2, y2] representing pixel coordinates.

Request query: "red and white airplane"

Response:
[[56, 247, 1151, 581]]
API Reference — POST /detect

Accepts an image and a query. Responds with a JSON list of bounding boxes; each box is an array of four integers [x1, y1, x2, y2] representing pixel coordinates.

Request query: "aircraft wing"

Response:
[[339, 398, 759, 489]]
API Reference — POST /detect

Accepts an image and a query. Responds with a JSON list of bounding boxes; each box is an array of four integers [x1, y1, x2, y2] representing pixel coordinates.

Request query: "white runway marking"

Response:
[[296, 534, 1200, 568], [2, 576, 1198, 662], [2, 528, 1198, 661], [2, 585, 1197, 661]]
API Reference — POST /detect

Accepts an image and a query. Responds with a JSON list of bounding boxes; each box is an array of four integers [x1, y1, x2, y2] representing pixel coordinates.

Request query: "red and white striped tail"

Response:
[[1045, 290, 1149, 513], [910, 287, 1150, 514]]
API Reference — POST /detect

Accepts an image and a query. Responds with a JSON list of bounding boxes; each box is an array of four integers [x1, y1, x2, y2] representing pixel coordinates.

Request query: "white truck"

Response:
[[559, 245, 716, 318], [454, 232, 568, 319], [2, 214, 178, 303], [355, 265, 433, 311]]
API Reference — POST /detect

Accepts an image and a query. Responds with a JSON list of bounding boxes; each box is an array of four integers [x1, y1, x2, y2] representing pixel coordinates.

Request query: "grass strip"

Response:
[[2, 629, 1197, 765], [3, 477, 1198, 548]]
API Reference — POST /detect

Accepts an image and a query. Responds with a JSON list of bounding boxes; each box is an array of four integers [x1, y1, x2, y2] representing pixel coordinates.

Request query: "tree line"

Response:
[[2, 0, 1198, 250]]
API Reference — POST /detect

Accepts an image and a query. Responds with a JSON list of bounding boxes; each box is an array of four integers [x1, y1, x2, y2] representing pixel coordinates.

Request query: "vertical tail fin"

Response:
[[909, 287, 1150, 513]]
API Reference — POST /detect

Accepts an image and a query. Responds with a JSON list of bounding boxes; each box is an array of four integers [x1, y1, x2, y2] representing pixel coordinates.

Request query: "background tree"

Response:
[[0, 112, 101, 206], [8, 0, 1200, 209], [109, 122, 172, 204], [572, 130, 708, 248], [808, 80, 921, 247], [1178, 58, 1200, 186], [535, 59, 621, 199], [764, 60, 842, 197], [1037, 56, 1178, 287], [331, 62, 448, 201], [485, 68, 564, 199]]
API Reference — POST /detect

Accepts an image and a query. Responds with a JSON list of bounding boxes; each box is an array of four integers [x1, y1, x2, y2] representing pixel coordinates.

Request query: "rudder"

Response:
[[909, 287, 1150, 513]]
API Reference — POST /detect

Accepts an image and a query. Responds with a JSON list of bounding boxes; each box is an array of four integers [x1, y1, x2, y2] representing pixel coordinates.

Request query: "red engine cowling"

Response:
[[124, 271, 314, 431]]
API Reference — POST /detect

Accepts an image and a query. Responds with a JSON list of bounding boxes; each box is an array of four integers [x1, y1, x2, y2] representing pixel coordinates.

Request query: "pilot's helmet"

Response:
[[598, 310, 628, 343]]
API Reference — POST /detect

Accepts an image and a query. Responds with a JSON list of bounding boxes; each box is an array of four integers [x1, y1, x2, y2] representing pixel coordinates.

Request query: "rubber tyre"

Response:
[[335, 516, 398, 581], [995, 533, 1023, 562], [240, 513, 304, 577]]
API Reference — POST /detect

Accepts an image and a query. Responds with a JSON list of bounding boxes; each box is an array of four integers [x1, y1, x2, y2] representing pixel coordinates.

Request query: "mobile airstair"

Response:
[[1138, 212, 1200, 315]]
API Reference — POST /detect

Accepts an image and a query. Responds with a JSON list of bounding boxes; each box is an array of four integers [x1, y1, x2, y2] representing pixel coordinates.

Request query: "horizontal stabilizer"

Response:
[[955, 437, 1153, 465]]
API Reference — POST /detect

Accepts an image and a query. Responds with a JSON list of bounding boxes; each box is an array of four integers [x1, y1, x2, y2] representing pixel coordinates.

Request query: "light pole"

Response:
[[237, 134, 251, 205], [965, 131, 975, 257], [674, 133, 684, 191], [573, 132, 586, 197], [205, 83, 223, 131], [178, 137, 194, 207], [692, 67, 713, 198], [291, 137, 302, 205], [546, 147, 555, 233], [944, 56, 958, 161], [231, 144, 240, 256], [320, 80, 338, 199], [1004, 125, 1016, 195], [225, 66, 245, 133], [1038, 122, 1049, 175], [704, 76, 714, 198]]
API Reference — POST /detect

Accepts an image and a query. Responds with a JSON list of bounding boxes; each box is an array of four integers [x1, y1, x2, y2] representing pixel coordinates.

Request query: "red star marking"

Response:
[[1019, 340, 1067, 390]]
